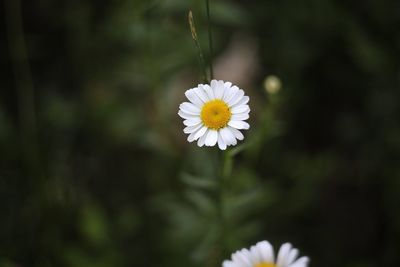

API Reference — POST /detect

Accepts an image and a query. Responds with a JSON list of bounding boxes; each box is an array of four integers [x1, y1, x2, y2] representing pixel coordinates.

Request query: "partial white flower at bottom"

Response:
[[178, 79, 250, 150], [223, 241, 309, 267]]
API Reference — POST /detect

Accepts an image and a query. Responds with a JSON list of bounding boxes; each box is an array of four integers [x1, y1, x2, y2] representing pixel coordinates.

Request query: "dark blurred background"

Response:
[[1, 0, 400, 266]]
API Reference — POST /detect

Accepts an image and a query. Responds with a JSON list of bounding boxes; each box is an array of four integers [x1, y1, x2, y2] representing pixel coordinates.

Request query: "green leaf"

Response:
[[185, 189, 215, 214], [181, 172, 217, 189]]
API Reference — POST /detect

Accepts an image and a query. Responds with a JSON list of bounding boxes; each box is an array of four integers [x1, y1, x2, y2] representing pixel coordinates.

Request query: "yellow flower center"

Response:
[[254, 263, 276, 267], [200, 99, 231, 130]]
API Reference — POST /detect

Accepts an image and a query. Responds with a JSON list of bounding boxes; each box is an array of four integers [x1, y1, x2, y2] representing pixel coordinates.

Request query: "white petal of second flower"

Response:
[[228, 120, 250, 130], [287, 248, 299, 265], [232, 249, 252, 267], [277, 243, 292, 267], [249, 245, 262, 264], [222, 260, 235, 267], [255, 241, 275, 264], [288, 256, 309, 267]]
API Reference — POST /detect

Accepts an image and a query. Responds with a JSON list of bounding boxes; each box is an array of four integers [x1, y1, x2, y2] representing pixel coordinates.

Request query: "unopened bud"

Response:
[[264, 75, 282, 94]]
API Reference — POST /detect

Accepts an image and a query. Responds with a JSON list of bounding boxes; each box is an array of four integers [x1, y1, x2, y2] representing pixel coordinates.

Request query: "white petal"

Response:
[[194, 86, 209, 102], [250, 245, 262, 263], [205, 129, 218, 146], [220, 80, 229, 99], [287, 248, 299, 265], [227, 129, 238, 145], [220, 127, 236, 146], [228, 89, 245, 107], [223, 85, 239, 102], [256, 241, 275, 263], [231, 105, 250, 114], [203, 84, 215, 100], [210, 80, 218, 88], [187, 129, 199, 142], [179, 102, 200, 115], [213, 80, 224, 99], [228, 126, 244, 140], [231, 95, 249, 107], [187, 125, 206, 142], [228, 120, 250, 130], [193, 126, 207, 140], [217, 131, 227, 150], [239, 249, 253, 266], [232, 249, 252, 267], [185, 89, 204, 107], [178, 110, 199, 120], [231, 113, 249, 120], [210, 80, 219, 94], [277, 243, 292, 267], [197, 130, 208, 147], [183, 123, 203, 134], [222, 260, 236, 267], [288, 256, 309, 267], [183, 118, 201, 126], [224, 81, 232, 88]]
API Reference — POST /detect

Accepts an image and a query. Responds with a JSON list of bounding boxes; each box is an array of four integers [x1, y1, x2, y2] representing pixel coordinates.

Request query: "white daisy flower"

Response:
[[223, 241, 309, 267], [178, 79, 250, 150]]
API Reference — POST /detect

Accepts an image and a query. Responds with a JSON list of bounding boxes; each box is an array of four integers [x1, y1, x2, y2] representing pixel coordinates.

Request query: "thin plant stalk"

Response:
[[205, 0, 214, 79], [188, 10, 209, 83]]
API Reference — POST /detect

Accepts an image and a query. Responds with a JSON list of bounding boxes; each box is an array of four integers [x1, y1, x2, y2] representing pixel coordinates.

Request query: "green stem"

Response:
[[205, 0, 214, 80], [215, 149, 233, 264], [223, 150, 233, 180]]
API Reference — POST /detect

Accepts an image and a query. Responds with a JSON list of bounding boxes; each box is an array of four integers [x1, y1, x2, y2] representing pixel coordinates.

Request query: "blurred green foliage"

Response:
[[1, 0, 400, 266]]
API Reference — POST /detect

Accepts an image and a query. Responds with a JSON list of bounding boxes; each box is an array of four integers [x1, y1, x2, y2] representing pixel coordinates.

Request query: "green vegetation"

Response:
[[1, 0, 400, 266]]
